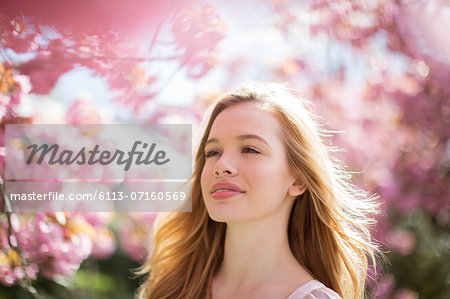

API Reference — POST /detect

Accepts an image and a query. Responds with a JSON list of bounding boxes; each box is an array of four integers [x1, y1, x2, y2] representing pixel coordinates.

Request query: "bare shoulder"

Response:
[[211, 272, 314, 299], [287, 280, 342, 299]]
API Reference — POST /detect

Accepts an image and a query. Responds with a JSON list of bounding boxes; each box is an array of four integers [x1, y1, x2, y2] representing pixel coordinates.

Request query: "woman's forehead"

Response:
[[208, 103, 284, 142]]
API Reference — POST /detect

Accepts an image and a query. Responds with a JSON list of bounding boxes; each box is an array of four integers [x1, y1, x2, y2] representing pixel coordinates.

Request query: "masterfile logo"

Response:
[[6, 124, 191, 180], [4, 124, 192, 213], [26, 141, 170, 171]]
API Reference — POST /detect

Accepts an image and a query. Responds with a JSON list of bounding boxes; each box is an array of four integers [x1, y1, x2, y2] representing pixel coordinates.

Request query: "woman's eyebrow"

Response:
[[205, 134, 270, 148], [237, 134, 270, 147], [205, 138, 218, 147]]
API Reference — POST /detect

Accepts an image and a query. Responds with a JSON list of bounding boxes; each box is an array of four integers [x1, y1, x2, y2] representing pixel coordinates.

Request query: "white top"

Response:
[[287, 280, 342, 299]]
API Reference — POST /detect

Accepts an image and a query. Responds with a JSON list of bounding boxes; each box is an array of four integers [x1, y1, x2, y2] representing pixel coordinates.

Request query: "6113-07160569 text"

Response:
[[9, 191, 187, 201]]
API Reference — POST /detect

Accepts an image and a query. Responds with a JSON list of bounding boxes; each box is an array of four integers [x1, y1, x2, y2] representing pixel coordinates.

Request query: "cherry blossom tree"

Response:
[[0, 1, 223, 296], [266, 1, 449, 297], [1, 0, 448, 298]]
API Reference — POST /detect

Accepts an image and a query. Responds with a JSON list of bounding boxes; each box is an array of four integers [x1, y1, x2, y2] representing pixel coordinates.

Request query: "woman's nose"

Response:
[[213, 155, 237, 177]]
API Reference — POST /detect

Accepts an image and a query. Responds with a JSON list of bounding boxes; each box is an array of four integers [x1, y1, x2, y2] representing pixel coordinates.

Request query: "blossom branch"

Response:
[[0, 176, 40, 298]]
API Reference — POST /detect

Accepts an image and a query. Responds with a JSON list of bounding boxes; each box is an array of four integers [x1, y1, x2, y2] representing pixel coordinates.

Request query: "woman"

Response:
[[138, 83, 379, 299]]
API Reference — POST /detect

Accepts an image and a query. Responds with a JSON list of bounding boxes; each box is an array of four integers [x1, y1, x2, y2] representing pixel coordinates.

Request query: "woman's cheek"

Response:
[[200, 166, 210, 193]]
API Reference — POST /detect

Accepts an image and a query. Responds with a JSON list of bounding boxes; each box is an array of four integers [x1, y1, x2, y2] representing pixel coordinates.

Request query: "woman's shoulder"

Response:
[[287, 280, 342, 299]]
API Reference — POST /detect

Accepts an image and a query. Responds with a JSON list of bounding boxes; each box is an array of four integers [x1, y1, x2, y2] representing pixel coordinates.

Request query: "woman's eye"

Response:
[[242, 147, 261, 155], [205, 150, 221, 158]]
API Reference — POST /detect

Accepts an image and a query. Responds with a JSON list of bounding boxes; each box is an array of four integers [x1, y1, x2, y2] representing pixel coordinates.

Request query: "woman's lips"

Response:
[[211, 190, 244, 199], [211, 182, 245, 200]]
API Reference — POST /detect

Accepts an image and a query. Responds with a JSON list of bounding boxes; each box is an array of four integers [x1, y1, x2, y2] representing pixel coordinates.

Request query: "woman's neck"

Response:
[[214, 210, 313, 293]]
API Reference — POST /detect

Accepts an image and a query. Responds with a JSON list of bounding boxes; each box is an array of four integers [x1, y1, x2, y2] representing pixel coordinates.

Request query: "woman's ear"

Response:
[[288, 178, 306, 197]]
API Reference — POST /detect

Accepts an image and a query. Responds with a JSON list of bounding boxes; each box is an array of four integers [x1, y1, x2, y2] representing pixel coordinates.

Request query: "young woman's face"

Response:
[[201, 102, 304, 222]]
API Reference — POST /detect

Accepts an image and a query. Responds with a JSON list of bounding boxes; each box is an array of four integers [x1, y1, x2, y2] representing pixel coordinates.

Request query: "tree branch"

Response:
[[0, 176, 40, 298]]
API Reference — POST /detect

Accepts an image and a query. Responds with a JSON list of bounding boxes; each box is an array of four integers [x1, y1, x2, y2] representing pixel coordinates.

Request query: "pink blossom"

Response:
[[386, 228, 416, 255], [0, 213, 97, 285], [18, 53, 74, 94], [28, 213, 93, 278], [65, 98, 103, 124], [90, 227, 116, 260], [117, 213, 157, 262], [374, 275, 396, 299], [0, 216, 39, 286], [393, 288, 419, 299], [0, 248, 39, 286]]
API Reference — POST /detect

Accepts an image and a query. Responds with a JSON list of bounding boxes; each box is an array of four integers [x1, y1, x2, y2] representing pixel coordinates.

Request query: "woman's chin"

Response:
[[206, 208, 244, 223]]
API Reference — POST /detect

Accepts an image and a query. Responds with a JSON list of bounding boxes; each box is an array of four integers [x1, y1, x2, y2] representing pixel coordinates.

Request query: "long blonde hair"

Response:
[[137, 83, 379, 299]]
